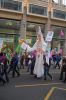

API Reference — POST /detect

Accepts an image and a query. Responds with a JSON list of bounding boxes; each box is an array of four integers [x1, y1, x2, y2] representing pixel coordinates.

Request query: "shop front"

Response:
[[26, 23, 66, 54], [51, 26, 66, 53], [0, 19, 20, 57]]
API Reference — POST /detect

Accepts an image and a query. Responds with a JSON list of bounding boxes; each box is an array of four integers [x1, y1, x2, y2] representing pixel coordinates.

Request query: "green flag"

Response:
[[15, 44, 21, 53]]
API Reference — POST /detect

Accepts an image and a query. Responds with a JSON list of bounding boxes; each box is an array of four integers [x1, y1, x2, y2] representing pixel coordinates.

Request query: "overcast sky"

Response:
[[53, 0, 66, 5]]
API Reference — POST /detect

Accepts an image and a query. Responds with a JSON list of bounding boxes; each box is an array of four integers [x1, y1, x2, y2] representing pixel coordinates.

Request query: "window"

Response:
[[0, 19, 21, 30], [53, 9, 66, 19], [29, 4, 47, 16], [0, 0, 22, 11]]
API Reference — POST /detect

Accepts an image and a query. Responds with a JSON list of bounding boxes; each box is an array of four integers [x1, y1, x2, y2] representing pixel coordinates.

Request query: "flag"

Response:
[[15, 45, 20, 53], [60, 30, 64, 37]]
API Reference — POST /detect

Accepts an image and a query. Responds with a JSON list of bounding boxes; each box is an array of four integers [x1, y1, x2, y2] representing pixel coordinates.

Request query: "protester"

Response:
[[20, 53, 25, 69], [8, 52, 20, 78], [43, 54, 53, 80], [59, 57, 66, 83], [0, 52, 6, 84], [30, 51, 36, 75], [55, 53, 62, 69], [27, 54, 32, 72], [1, 53, 9, 83]]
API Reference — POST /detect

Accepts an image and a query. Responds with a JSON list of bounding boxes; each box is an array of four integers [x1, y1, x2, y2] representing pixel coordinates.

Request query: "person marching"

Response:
[[9, 52, 20, 78], [1, 53, 9, 83], [59, 57, 66, 83], [0, 52, 6, 84], [43, 51, 53, 80]]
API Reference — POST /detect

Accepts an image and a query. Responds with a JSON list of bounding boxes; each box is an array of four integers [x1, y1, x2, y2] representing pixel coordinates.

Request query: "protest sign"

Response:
[[45, 31, 54, 42]]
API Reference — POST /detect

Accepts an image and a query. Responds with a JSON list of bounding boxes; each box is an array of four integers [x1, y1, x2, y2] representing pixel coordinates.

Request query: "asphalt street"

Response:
[[0, 68, 66, 100]]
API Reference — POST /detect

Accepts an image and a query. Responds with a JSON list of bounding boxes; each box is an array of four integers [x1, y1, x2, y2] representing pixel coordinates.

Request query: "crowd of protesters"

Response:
[[0, 52, 20, 85], [50, 49, 62, 69], [0, 48, 66, 85], [20, 49, 66, 83]]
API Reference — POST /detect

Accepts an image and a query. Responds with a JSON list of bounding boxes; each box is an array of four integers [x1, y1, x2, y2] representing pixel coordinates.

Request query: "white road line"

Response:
[[15, 82, 62, 88], [20, 72, 60, 75]]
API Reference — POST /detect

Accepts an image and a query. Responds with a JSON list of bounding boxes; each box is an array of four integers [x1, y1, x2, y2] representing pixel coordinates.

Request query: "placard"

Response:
[[45, 31, 54, 42], [21, 42, 28, 50]]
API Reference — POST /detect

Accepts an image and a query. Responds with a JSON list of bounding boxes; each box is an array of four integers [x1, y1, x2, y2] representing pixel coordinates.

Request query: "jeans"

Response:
[[44, 67, 52, 80]]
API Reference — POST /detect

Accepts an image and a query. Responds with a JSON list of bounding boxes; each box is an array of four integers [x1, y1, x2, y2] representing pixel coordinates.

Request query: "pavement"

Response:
[[0, 67, 66, 100]]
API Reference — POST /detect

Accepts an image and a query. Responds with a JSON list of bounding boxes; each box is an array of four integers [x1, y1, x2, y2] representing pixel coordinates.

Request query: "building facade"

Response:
[[0, 0, 66, 55]]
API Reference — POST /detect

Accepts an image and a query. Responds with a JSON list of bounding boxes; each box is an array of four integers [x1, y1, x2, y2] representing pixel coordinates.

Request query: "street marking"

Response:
[[20, 72, 60, 75], [54, 87, 66, 91], [44, 87, 66, 100], [15, 83, 62, 88], [44, 87, 55, 100], [20, 72, 59, 75]]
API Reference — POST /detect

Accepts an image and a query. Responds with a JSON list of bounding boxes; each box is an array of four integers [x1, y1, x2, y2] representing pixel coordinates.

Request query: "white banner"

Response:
[[21, 42, 28, 50], [42, 42, 47, 52], [21, 42, 31, 51], [26, 39, 32, 44], [45, 31, 54, 42], [0, 38, 3, 49]]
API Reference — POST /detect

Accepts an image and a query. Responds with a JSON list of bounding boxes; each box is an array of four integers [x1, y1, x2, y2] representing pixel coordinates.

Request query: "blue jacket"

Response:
[[11, 55, 19, 66]]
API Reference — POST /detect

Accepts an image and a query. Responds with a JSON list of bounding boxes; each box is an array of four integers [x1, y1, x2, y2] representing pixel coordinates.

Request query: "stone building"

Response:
[[0, 0, 66, 55]]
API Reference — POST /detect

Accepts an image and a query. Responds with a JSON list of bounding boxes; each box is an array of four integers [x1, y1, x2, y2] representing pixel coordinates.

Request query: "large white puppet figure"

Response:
[[32, 27, 47, 78], [21, 26, 47, 78]]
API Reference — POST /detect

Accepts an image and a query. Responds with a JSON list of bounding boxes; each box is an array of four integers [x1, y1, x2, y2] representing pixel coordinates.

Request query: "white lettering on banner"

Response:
[[45, 31, 54, 42]]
